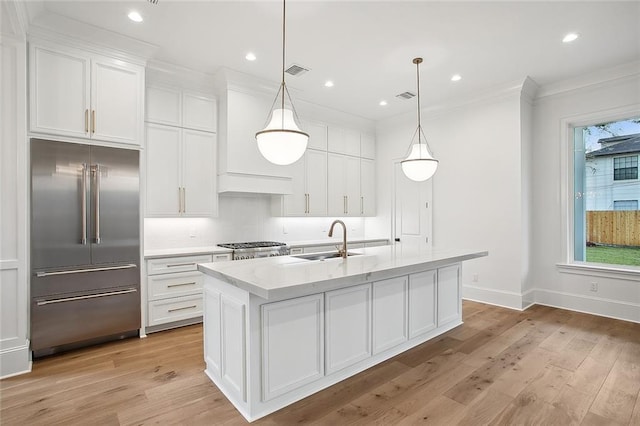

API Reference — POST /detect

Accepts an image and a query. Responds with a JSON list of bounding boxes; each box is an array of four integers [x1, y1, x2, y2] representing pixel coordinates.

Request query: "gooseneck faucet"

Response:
[[328, 219, 348, 258]]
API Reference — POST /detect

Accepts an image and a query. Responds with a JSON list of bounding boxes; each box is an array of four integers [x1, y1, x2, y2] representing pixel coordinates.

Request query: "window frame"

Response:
[[557, 105, 640, 279], [613, 155, 638, 181]]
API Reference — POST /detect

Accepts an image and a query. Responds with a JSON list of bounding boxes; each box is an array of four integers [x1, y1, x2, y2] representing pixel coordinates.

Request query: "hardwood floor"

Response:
[[1, 301, 639, 425]]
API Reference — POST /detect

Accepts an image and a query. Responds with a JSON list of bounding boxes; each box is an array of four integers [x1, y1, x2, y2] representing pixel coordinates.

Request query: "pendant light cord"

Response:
[[415, 57, 422, 145], [281, 0, 286, 113]]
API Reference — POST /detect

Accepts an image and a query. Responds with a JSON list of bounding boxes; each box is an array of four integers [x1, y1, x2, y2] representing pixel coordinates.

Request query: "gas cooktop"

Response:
[[217, 241, 287, 250]]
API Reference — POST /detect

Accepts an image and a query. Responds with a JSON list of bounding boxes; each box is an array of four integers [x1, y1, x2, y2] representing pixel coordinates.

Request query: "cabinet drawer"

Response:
[[148, 271, 203, 301], [212, 253, 232, 262], [148, 294, 203, 326], [147, 254, 213, 275]]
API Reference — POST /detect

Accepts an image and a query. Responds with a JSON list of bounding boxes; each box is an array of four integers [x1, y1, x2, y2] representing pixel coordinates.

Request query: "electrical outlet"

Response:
[[189, 227, 196, 238], [472, 274, 479, 283], [590, 282, 598, 292]]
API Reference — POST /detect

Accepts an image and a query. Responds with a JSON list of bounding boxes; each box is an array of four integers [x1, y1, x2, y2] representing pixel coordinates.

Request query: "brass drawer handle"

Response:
[[166, 262, 196, 268]]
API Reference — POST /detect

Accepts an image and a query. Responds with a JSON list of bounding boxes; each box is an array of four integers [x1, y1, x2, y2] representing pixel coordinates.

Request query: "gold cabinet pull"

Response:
[[168, 305, 197, 313], [84, 109, 89, 133], [91, 110, 96, 134]]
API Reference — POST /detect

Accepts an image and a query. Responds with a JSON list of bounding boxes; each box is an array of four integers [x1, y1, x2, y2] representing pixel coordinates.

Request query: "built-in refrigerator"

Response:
[[30, 139, 141, 358]]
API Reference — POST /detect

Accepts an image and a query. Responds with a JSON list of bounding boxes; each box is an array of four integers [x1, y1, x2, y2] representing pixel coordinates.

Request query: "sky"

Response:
[[584, 118, 640, 152]]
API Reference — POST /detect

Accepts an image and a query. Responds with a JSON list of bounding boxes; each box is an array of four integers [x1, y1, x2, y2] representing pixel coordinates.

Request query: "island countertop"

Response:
[[198, 245, 488, 300]]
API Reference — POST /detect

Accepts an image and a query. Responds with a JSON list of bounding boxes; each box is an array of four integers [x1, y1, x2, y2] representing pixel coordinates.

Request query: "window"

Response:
[[613, 200, 638, 210], [613, 155, 638, 180], [573, 118, 640, 268]]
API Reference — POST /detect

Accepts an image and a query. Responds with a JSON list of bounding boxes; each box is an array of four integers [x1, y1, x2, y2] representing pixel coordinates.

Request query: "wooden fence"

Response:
[[586, 210, 640, 246]]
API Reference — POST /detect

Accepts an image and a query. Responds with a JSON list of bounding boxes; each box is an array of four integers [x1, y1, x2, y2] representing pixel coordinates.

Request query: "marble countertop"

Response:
[[198, 245, 488, 300], [144, 238, 390, 258], [144, 246, 233, 259]]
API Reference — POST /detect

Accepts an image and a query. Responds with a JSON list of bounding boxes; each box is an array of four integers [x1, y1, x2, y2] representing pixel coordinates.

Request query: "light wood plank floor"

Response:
[[1, 301, 639, 425]]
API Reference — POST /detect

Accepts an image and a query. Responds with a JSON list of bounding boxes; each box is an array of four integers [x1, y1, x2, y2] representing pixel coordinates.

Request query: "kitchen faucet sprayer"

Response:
[[328, 219, 348, 258]]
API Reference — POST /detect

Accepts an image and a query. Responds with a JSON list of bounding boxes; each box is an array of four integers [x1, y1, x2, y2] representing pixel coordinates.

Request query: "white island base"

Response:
[[199, 246, 487, 422]]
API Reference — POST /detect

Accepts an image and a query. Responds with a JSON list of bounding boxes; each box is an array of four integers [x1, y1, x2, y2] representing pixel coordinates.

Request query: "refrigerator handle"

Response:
[[81, 163, 87, 245], [93, 164, 101, 244]]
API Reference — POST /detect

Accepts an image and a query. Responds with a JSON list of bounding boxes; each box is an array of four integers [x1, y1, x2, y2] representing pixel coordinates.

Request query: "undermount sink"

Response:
[[292, 252, 361, 261]]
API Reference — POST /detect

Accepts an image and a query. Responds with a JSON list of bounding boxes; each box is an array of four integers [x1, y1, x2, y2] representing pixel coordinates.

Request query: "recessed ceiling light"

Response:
[[562, 33, 579, 43], [451, 74, 462, 82], [324, 80, 334, 88], [379, 100, 387, 106], [128, 11, 143, 23], [245, 52, 256, 61]]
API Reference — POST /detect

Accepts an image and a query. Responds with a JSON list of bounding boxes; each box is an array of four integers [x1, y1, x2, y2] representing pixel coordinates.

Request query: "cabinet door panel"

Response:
[[326, 284, 371, 374], [408, 270, 436, 338], [327, 153, 346, 216], [360, 158, 376, 216], [91, 58, 142, 145], [361, 133, 376, 159], [346, 156, 360, 216], [145, 124, 181, 216], [182, 129, 215, 216], [306, 149, 327, 216], [282, 152, 306, 216], [373, 276, 408, 354], [221, 295, 246, 402], [30, 45, 90, 138], [303, 120, 328, 151], [204, 287, 221, 377], [146, 86, 181, 126], [183, 93, 216, 132], [437, 264, 461, 325], [262, 294, 324, 401]]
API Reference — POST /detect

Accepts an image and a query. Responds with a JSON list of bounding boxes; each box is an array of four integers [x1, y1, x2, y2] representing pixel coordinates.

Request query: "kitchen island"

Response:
[[198, 245, 487, 422]]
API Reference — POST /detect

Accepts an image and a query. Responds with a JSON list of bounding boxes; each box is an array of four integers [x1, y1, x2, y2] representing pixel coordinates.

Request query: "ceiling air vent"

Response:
[[285, 64, 310, 77], [147, 0, 158, 4], [396, 91, 416, 100]]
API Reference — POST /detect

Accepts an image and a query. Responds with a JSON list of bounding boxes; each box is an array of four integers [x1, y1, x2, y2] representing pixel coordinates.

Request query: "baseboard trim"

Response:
[[533, 288, 639, 324], [462, 284, 522, 310], [0, 342, 31, 379]]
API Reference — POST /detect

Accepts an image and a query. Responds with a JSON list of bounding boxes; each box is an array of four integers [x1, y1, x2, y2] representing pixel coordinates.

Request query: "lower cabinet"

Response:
[[325, 284, 371, 374], [437, 264, 461, 326], [146, 252, 231, 331], [261, 294, 324, 401], [408, 270, 436, 338], [372, 276, 408, 354], [202, 261, 461, 422]]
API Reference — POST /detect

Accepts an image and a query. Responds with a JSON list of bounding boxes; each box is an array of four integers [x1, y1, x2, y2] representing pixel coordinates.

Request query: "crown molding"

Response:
[[536, 60, 640, 101]]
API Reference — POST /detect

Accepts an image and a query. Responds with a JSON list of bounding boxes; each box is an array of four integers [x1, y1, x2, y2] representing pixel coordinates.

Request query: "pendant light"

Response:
[[401, 58, 439, 181], [255, 0, 309, 166]]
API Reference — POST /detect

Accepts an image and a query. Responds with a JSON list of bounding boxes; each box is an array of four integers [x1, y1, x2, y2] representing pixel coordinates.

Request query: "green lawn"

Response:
[[586, 246, 640, 267]]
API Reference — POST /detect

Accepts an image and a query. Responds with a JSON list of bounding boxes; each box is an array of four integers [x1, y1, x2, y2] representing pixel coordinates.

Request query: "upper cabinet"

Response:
[[146, 86, 216, 132], [328, 126, 360, 157], [145, 86, 218, 218], [29, 41, 144, 146]]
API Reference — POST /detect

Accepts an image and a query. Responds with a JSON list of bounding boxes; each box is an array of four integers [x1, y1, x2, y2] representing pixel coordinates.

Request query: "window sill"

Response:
[[556, 262, 640, 282]]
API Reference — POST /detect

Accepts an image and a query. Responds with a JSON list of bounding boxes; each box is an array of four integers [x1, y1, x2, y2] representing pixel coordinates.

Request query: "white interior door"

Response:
[[393, 162, 432, 250]]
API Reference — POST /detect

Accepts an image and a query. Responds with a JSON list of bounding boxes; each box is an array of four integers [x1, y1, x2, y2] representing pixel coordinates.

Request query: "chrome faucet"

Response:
[[328, 219, 348, 258]]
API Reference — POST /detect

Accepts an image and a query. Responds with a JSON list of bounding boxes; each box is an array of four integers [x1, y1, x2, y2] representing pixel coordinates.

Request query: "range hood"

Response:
[[215, 69, 296, 195]]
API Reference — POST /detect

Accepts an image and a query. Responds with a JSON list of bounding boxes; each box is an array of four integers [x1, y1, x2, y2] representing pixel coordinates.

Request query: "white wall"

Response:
[[531, 67, 640, 323], [375, 86, 529, 309]]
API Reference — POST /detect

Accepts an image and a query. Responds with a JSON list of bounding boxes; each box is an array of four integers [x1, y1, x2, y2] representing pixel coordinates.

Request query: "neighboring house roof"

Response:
[[587, 133, 640, 157]]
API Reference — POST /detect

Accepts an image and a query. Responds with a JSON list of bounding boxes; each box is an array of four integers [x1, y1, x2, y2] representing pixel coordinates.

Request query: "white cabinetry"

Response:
[[327, 153, 360, 216], [261, 294, 324, 401], [29, 41, 144, 146], [372, 276, 408, 354], [145, 86, 217, 217], [437, 264, 461, 326], [301, 119, 328, 151], [360, 158, 376, 216], [328, 126, 360, 157], [146, 253, 231, 331], [408, 270, 436, 338], [276, 149, 327, 216], [325, 284, 371, 374], [360, 133, 376, 159]]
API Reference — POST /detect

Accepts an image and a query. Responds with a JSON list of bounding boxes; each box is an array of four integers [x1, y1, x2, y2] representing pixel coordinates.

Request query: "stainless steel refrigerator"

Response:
[[30, 139, 141, 358]]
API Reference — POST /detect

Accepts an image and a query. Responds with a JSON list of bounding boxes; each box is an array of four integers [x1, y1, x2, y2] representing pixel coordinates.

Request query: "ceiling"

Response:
[[23, 1, 640, 122]]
